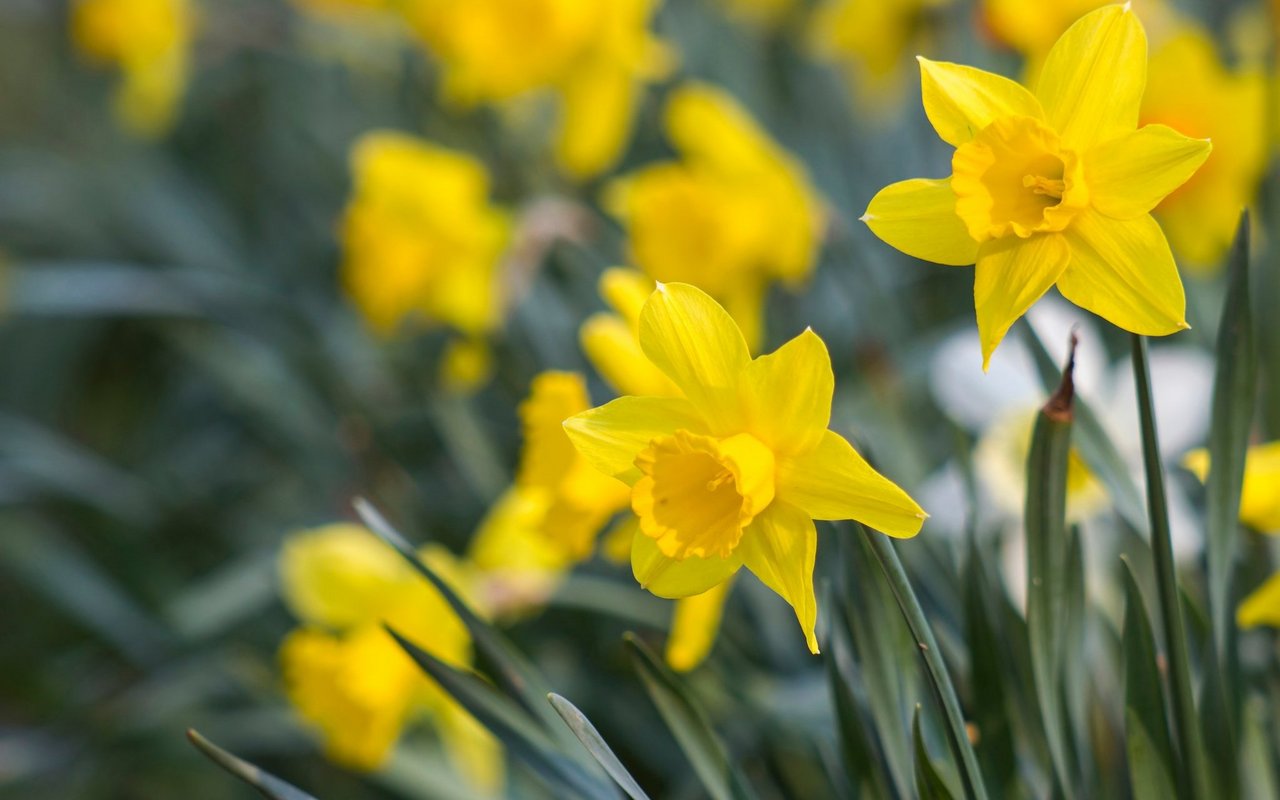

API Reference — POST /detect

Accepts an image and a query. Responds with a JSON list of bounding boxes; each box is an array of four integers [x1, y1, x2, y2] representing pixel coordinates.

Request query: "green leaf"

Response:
[[623, 633, 758, 800], [1024, 338, 1078, 799], [962, 540, 1018, 794], [548, 693, 651, 800], [386, 627, 617, 800], [186, 729, 319, 800], [1120, 560, 1178, 800], [913, 707, 959, 800]]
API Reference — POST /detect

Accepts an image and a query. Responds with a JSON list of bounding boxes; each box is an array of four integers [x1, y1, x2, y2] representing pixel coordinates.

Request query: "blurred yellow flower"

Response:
[[981, 0, 1110, 58], [665, 579, 734, 671], [863, 5, 1209, 369], [606, 84, 824, 350], [809, 0, 949, 104], [340, 131, 510, 343], [278, 524, 500, 790], [70, 0, 193, 136], [1184, 442, 1280, 534], [402, 0, 672, 179], [975, 408, 1107, 522], [581, 268, 681, 398], [564, 282, 925, 652]]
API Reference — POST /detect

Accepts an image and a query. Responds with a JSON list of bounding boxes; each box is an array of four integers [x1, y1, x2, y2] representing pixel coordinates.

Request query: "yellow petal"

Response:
[[436, 700, 505, 794], [665, 580, 733, 672], [744, 328, 833, 456], [1058, 210, 1187, 335], [777, 430, 926, 537], [862, 178, 979, 266], [556, 64, 636, 180], [1087, 125, 1212, 219], [599, 267, 655, 330], [974, 233, 1071, 370], [638, 282, 751, 429], [1036, 5, 1147, 150], [563, 395, 706, 484], [918, 57, 1045, 147], [580, 312, 679, 397], [1238, 571, 1280, 628], [279, 524, 411, 629], [664, 82, 777, 173], [632, 530, 742, 599], [738, 502, 819, 654], [1239, 442, 1280, 532], [516, 371, 591, 491]]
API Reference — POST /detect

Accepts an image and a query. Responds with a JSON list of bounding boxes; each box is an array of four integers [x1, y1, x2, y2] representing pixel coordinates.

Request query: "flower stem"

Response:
[[864, 529, 989, 800], [1130, 334, 1211, 800]]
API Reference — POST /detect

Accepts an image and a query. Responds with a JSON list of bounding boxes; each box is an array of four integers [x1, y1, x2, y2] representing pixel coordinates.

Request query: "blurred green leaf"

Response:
[[1120, 560, 1178, 800], [186, 728, 319, 800], [623, 633, 758, 800], [962, 540, 1019, 795], [548, 692, 650, 800], [913, 706, 959, 800]]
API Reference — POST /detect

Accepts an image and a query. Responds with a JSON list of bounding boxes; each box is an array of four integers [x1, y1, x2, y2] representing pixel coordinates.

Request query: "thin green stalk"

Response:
[[1129, 334, 1211, 800], [864, 529, 989, 800]]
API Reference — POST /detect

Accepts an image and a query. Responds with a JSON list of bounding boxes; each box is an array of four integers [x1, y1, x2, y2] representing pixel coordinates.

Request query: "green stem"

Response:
[[864, 529, 989, 800], [1130, 334, 1211, 800]]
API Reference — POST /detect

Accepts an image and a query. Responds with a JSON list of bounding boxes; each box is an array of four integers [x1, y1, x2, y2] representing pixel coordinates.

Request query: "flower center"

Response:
[[950, 115, 1088, 241], [631, 429, 776, 560]]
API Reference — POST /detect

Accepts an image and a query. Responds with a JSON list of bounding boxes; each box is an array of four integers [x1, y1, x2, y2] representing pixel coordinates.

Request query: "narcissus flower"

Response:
[[862, 5, 1210, 368], [402, 0, 672, 179], [581, 268, 681, 398], [564, 282, 926, 652], [606, 84, 824, 350], [70, 0, 193, 136], [277, 524, 500, 789], [809, 0, 950, 104]]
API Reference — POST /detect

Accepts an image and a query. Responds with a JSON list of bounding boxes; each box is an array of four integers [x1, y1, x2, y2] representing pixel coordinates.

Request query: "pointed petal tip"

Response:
[[654, 280, 668, 293], [1122, 1, 1132, 11], [858, 212, 872, 223]]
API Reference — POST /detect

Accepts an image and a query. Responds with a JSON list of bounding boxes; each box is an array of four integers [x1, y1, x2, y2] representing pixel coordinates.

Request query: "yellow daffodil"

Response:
[[863, 5, 1209, 369], [1184, 443, 1280, 628], [465, 488, 577, 617], [581, 268, 681, 398], [401, 0, 672, 179], [564, 282, 926, 652], [981, 0, 1112, 58], [70, 0, 193, 136], [665, 580, 735, 671], [606, 85, 824, 350], [340, 130, 509, 389], [277, 524, 500, 790], [809, 0, 950, 104], [1141, 28, 1266, 269]]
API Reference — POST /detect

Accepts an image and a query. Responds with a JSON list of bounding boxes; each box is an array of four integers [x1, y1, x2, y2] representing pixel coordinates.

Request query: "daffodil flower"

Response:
[[564, 282, 925, 652], [863, 4, 1210, 368], [809, 0, 950, 105], [277, 524, 501, 790]]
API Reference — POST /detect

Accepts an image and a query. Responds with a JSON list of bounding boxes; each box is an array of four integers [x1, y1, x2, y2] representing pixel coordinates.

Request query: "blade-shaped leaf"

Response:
[[962, 540, 1018, 794], [548, 693, 651, 800], [186, 729, 319, 800], [623, 633, 758, 800], [1120, 561, 1178, 800], [913, 707, 959, 800]]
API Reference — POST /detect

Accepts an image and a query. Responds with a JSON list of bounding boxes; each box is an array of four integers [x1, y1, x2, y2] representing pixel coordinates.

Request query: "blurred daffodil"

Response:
[[863, 5, 1209, 369], [278, 524, 501, 790], [564, 282, 925, 652], [581, 268, 681, 398], [981, 0, 1111, 58], [809, 0, 950, 104], [606, 85, 824, 350], [70, 0, 193, 136], [1184, 443, 1280, 628], [402, 0, 672, 179]]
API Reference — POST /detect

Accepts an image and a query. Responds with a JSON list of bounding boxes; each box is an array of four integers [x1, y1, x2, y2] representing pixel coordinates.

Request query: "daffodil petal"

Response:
[[1238, 571, 1280, 628], [739, 501, 819, 654], [862, 178, 979, 266], [580, 312, 678, 397], [556, 64, 635, 180], [437, 700, 504, 794], [638, 282, 751, 430], [279, 524, 412, 629], [1036, 4, 1147, 150], [744, 328, 833, 456], [564, 395, 705, 485], [777, 430, 926, 537], [1058, 211, 1187, 336], [665, 580, 733, 671], [974, 233, 1070, 370], [1239, 442, 1280, 531], [918, 57, 1045, 147], [1088, 125, 1212, 219], [632, 530, 742, 598]]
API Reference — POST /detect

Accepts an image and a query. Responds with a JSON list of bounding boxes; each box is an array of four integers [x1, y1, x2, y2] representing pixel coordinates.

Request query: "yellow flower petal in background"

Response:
[[279, 523, 413, 630], [436, 701, 505, 796], [1185, 442, 1280, 533], [466, 488, 572, 617], [557, 64, 638, 181], [632, 531, 742, 598], [1239, 572, 1280, 628], [664, 84, 780, 177], [638, 282, 751, 429], [738, 502, 819, 653], [777, 430, 927, 537], [1057, 211, 1187, 335], [441, 338, 495, 394], [918, 57, 1044, 147], [563, 396, 706, 483], [580, 269, 680, 398], [1087, 124, 1212, 219], [1035, 4, 1147, 150], [666, 580, 734, 672], [973, 233, 1070, 370], [861, 179, 979, 266], [517, 372, 592, 492], [744, 328, 833, 456]]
